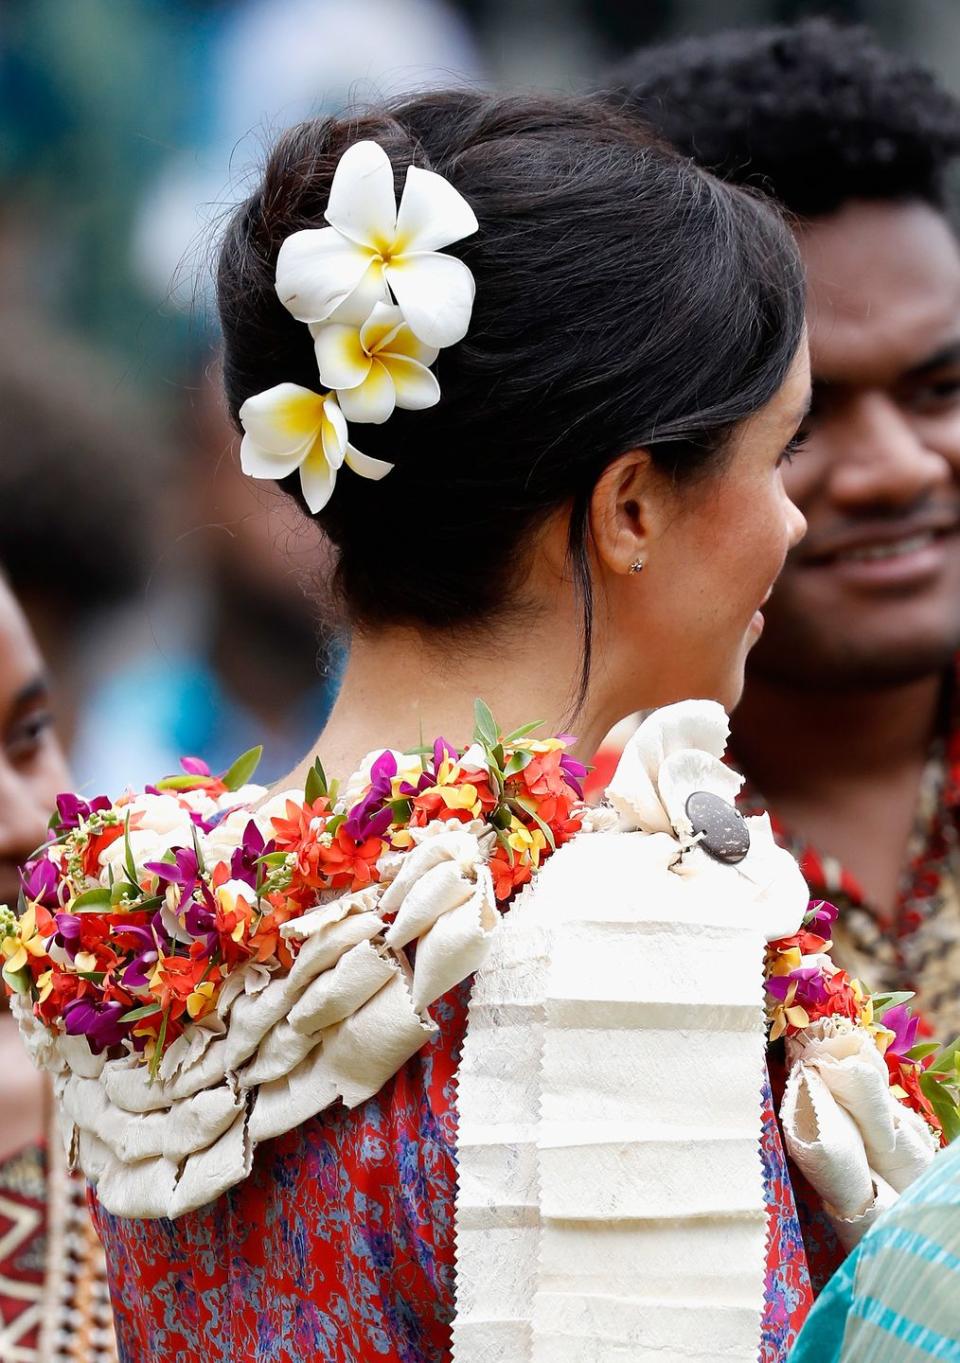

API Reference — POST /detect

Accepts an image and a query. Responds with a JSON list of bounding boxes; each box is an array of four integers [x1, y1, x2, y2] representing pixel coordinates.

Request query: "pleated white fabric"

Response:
[[452, 701, 811, 1363]]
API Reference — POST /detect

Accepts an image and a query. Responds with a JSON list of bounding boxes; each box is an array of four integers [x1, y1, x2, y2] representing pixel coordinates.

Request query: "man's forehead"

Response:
[[798, 199, 960, 385]]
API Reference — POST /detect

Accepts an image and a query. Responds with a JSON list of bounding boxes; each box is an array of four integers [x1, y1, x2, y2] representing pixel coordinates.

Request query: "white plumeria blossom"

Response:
[[238, 382, 392, 513], [312, 301, 440, 424], [275, 140, 478, 349]]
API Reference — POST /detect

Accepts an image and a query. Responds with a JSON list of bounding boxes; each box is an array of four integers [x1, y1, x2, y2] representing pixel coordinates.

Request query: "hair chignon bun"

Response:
[[218, 89, 804, 646]]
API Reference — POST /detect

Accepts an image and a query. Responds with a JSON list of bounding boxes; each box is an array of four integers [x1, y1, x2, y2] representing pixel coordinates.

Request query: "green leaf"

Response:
[[872, 992, 916, 1017], [120, 1002, 162, 1024], [76, 970, 106, 983], [927, 1035, 960, 1076], [326, 813, 345, 837], [920, 1071, 960, 1144], [304, 757, 327, 806], [223, 745, 263, 792], [123, 814, 139, 887], [510, 796, 556, 851], [388, 798, 412, 823], [71, 887, 112, 911], [191, 823, 206, 875], [495, 826, 516, 866], [155, 774, 207, 791], [1, 963, 32, 996], [148, 1010, 170, 1082], [907, 1042, 941, 1062], [502, 720, 544, 743], [504, 750, 534, 777], [257, 852, 290, 869], [473, 698, 499, 749]]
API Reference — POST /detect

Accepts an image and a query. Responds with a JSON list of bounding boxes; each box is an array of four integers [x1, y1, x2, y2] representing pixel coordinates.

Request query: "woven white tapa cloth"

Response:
[[451, 700, 810, 1363]]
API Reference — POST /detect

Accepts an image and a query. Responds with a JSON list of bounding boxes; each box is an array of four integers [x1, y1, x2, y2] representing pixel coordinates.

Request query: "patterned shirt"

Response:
[[93, 977, 814, 1362], [737, 670, 960, 1041]]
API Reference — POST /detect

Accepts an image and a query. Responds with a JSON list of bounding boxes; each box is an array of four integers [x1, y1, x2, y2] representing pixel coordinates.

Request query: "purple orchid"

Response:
[[344, 751, 398, 841], [117, 923, 162, 991], [180, 756, 212, 777], [20, 856, 60, 908], [230, 820, 269, 889], [63, 997, 128, 1054], [559, 753, 589, 799], [881, 1003, 920, 1061], [766, 966, 831, 1010], [144, 847, 199, 894], [54, 792, 111, 834], [53, 912, 84, 959], [804, 900, 839, 935]]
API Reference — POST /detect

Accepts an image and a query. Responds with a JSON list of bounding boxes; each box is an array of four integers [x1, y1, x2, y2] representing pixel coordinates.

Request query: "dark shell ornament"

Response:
[[684, 791, 751, 865]]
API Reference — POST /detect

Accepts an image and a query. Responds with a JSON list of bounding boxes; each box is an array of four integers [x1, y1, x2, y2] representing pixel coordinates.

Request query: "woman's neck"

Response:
[[282, 616, 617, 791]]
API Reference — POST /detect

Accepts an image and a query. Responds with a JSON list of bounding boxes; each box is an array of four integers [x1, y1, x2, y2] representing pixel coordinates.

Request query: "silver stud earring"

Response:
[[629, 559, 644, 574]]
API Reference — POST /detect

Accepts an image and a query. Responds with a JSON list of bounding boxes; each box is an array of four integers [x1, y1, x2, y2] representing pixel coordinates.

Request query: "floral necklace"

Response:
[[0, 702, 586, 1075]]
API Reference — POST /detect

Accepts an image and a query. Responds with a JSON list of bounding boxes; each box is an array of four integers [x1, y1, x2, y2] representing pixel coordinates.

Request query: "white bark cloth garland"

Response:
[[452, 701, 812, 1363]]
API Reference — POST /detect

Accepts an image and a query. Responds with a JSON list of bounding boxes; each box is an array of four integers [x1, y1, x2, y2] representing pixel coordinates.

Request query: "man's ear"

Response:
[[589, 449, 656, 576]]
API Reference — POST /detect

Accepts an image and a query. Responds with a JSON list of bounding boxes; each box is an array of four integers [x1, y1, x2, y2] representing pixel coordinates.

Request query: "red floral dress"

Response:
[[93, 972, 814, 1363]]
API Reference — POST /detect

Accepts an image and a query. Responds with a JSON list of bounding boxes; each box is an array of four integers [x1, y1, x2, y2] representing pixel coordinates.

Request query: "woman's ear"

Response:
[[589, 449, 656, 577]]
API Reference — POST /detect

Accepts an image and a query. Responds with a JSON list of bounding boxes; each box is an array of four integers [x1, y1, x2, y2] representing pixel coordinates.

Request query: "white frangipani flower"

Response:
[[312, 301, 440, 424], [238, 383, 392, 514], [275, 140, 478, 349]]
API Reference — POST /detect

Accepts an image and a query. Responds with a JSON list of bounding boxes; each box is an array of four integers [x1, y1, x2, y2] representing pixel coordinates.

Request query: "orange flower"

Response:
[[148, 954, 212, 1023], [316, 824, 383, 891]]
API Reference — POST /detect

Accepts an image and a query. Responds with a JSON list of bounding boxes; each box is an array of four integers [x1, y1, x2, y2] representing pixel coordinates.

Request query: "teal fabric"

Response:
[[789, 1139, 960, 1361]]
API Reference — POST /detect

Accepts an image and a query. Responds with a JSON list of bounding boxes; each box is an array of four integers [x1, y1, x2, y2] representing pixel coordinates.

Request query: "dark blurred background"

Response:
[[2, 0, 957, 792]]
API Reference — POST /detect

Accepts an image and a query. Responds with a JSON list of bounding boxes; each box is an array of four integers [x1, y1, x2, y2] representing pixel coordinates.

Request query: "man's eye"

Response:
[[909, 376, 960, 410], [6, 711, 54, 763]]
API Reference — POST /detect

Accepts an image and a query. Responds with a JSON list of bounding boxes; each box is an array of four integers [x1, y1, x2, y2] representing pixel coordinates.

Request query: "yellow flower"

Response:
[[239, 384, 392, 514], [186, 980, 217, 1020], [507, 819, 548, 868], [313, 302, 440, 425]]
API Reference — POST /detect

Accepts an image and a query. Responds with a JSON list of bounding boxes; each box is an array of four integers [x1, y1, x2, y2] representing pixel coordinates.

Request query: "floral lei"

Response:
[[765, 901, 960, 1147], [3, 696, 959, 1156], [0, 702, 586, 1075]]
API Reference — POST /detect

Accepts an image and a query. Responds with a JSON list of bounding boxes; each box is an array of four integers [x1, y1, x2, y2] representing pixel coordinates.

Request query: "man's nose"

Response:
[[827, 392, 952, 508]]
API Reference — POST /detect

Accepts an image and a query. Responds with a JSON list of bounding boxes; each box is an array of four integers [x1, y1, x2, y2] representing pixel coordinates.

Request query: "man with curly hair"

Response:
[[609, 20, 960, 1039]]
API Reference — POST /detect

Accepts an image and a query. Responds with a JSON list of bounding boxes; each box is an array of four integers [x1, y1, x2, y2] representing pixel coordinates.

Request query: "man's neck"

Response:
[[730, 670, 945, 802]]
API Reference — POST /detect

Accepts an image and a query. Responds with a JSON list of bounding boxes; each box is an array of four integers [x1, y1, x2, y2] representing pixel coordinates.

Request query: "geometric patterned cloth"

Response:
[[0, 1135, 116, 1363]]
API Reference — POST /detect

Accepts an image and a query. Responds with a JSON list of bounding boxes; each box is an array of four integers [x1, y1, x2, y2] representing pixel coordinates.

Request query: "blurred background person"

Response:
[[0, 568, 116, 1363], [611, 22, 960, 1047], [70, 363, 344, 792]]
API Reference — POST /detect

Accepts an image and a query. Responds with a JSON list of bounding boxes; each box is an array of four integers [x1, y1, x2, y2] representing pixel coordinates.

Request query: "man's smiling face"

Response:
[[748, 199, 960, 690]]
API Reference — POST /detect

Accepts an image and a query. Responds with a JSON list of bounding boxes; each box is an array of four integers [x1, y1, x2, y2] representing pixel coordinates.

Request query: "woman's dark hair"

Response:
[[218, 90, 804, 684]]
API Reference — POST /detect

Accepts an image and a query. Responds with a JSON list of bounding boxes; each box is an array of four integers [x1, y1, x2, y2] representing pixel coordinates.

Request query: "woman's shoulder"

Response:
[[2, 708, 589, 1220]]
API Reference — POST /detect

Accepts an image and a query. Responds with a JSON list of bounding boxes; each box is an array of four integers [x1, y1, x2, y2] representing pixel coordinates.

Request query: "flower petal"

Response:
[[276, 227, 373, 324], [337, 360, 397, 424], [359, 301, 406, 357], [379, 323, 438, 367], [345, 444, 394, 481], [240, 431, 308, 481], [394, 164, 478, 253], [312, 323, 372, 391], [324, 140, 397, 254], [386, 251, 475, 348], [239, 384, 324, 478], [327, 260, 390, 325], [381, 354, 441, 411], [320, 396, 348, 468], [298, 447, 337, 514]]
